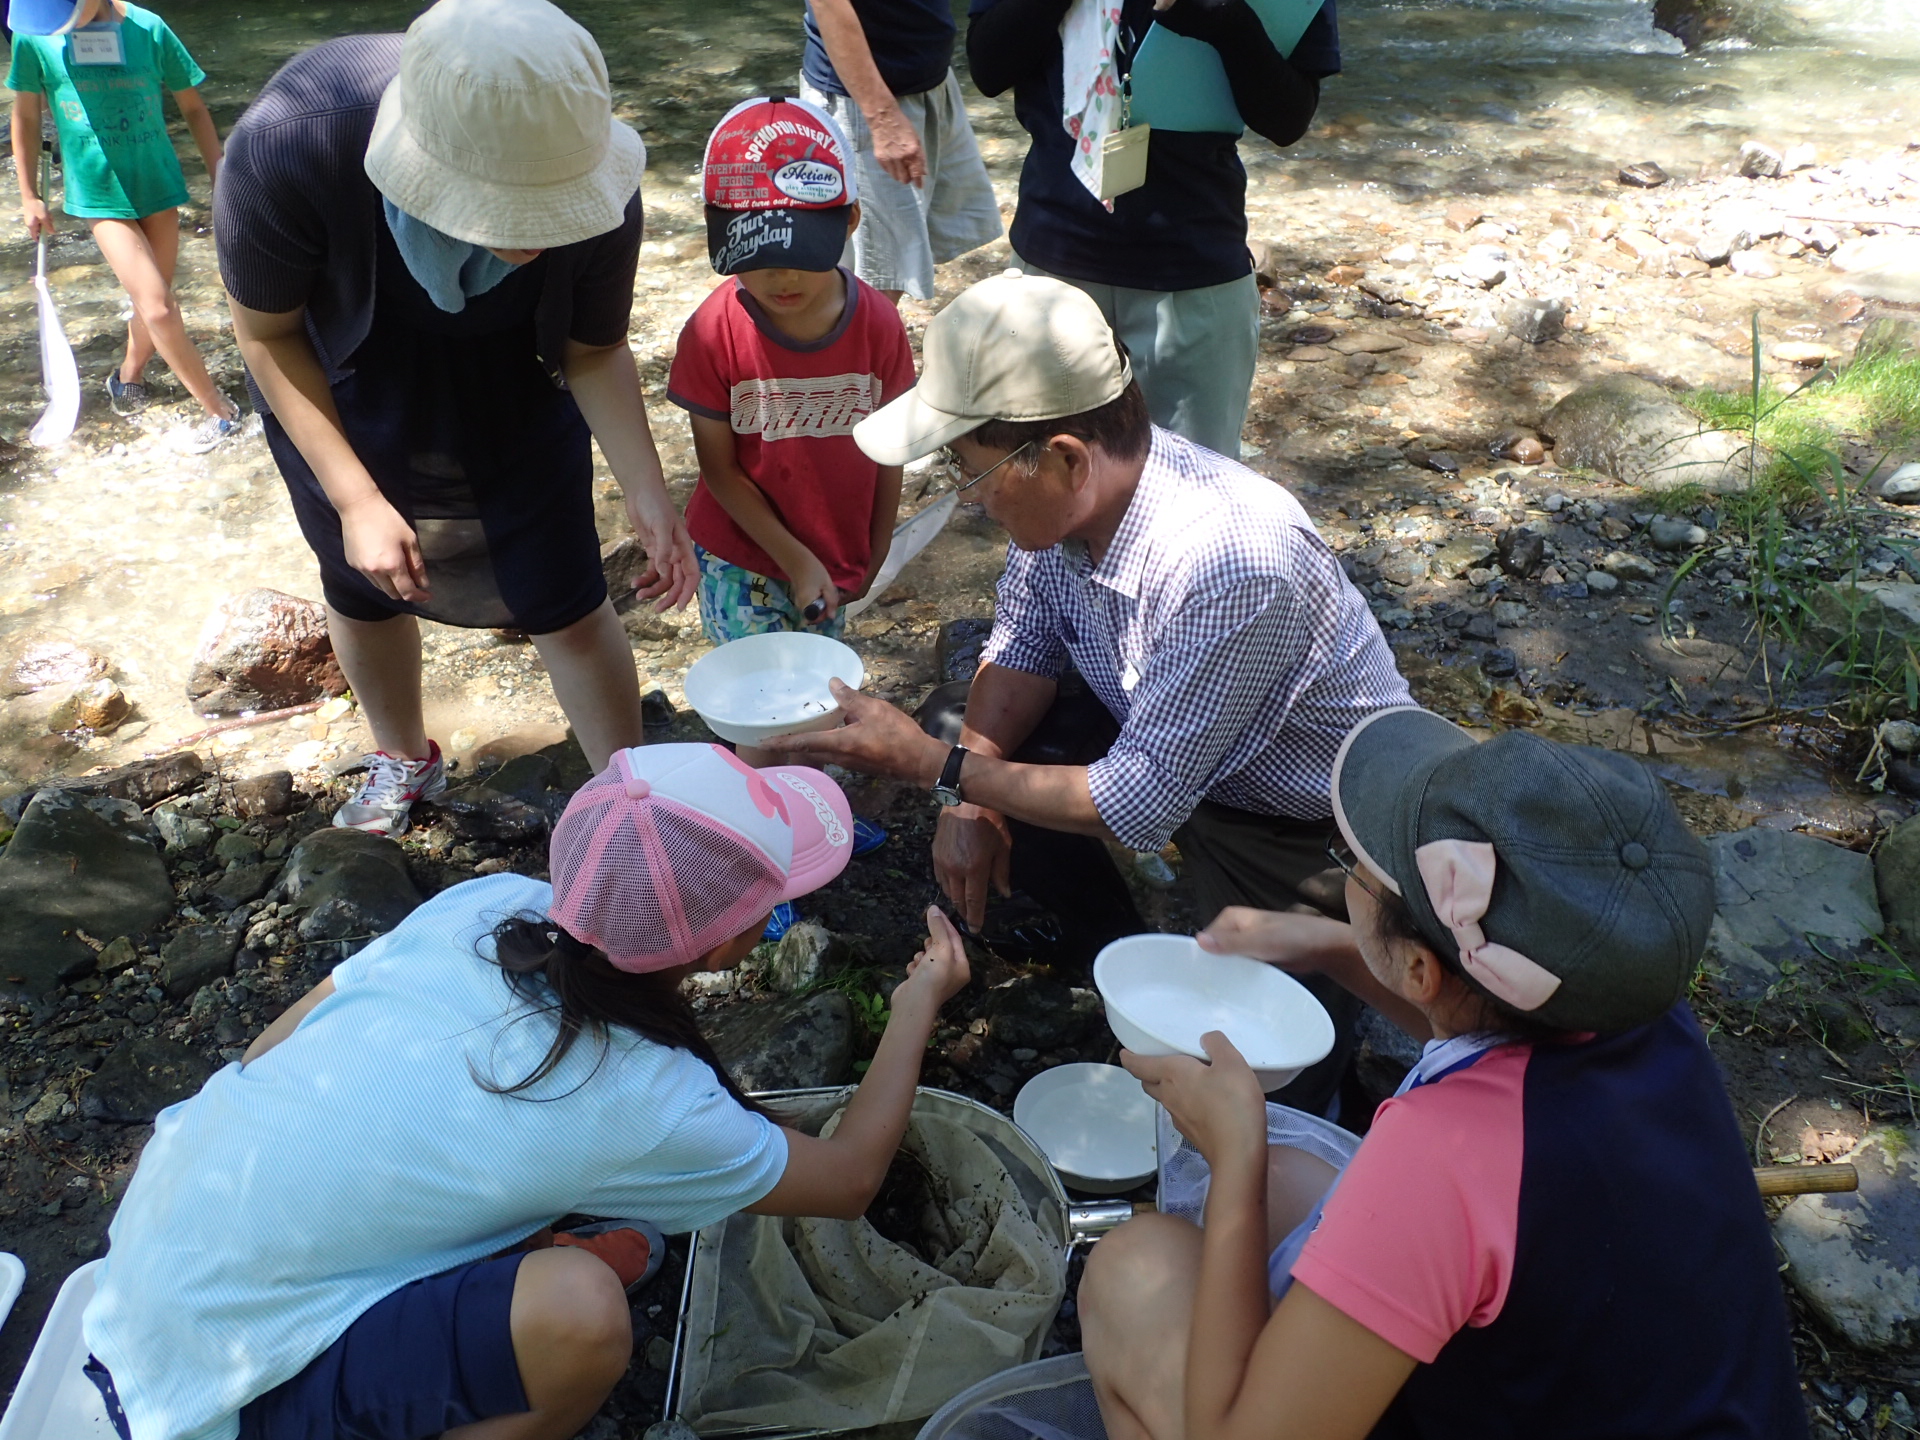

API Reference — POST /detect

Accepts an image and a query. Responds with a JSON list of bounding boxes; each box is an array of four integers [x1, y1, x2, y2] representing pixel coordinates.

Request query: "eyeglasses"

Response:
[[940, 440, 1038, 492], [1326, 835, 1392, 907]]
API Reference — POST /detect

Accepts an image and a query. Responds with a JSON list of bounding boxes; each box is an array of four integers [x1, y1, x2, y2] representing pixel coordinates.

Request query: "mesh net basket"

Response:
[[915, 1355, 1104, 1440]]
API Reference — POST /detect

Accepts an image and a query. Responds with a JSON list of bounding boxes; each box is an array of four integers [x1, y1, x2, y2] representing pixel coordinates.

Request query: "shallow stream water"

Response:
[[0, 0, 1915, 792]]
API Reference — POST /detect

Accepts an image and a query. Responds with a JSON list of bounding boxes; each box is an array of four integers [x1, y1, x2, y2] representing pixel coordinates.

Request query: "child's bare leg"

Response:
[[112, 210, 173, 382], [1080, 1212, 1202, 1440], [443, 1248, 632, 1440], [325, 606, 431, 760], [528, 598, 645, 774], [90, 212, 236, 419], [1266, 1144, 1340, 1250]]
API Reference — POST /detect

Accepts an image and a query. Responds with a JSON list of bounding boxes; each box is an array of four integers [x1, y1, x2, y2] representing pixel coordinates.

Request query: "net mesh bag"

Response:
[[1157, 1102, 1361, 1226], [678, 1091, 1069, 1434]]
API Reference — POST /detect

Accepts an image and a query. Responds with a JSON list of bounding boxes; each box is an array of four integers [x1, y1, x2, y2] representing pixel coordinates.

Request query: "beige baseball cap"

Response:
[[853, 273, 1133, 466], [364, 0, 648, 251]]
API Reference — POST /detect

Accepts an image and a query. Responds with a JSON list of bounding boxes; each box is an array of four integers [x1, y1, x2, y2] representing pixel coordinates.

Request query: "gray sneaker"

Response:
[[332, 742, 447, 837], [176, 412, 239, 455], [104, 373, 150, 415]]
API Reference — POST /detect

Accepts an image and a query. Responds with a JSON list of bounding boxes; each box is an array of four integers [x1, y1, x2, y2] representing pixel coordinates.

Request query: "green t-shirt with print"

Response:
[[6, 3, 205, 219]]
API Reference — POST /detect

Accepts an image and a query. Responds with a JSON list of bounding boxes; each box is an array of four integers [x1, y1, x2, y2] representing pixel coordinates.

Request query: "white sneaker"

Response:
[[332, 741, 446, 837]]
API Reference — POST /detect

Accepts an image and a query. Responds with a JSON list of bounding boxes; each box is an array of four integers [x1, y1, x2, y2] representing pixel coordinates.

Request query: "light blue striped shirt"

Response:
[[84, 874, 787, 1440]]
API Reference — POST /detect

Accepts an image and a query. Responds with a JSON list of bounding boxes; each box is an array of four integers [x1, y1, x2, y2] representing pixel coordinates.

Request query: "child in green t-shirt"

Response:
[[8, 0, 241, 451]]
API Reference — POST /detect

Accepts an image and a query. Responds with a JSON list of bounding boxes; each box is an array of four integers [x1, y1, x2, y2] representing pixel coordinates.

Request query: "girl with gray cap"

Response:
[[1077, 710, 1806, 1440], [215, 0, 697, 835]]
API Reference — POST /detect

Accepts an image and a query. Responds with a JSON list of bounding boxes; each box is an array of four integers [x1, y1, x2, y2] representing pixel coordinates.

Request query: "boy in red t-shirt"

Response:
[[669, 96, 912, 893], [669, 97, 914, 704]]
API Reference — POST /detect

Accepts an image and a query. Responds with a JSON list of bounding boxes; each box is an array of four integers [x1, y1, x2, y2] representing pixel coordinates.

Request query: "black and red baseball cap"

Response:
[[701, 96, 858, 275]]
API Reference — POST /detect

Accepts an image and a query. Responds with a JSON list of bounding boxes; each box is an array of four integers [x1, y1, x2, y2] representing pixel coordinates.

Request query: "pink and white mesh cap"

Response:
[[548, 743, 853, 972]]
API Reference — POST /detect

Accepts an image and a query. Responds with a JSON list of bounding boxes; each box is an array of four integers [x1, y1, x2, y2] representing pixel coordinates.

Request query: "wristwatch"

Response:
[[932, 745, 969, 807]]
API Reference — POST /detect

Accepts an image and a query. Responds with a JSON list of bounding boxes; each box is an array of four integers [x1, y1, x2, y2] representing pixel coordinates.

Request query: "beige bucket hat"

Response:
[[853, 272, 1132, 465], [364, 0, 648, 251]]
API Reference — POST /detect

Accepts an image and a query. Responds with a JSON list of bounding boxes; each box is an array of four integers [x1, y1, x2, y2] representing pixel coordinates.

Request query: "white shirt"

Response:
[[84, 874, 787, 1440]]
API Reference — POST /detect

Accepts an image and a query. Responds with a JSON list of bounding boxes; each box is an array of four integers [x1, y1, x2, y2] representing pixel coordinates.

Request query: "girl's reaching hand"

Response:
[[22, 197, 54, 239], [892, 906, 971, 1017]]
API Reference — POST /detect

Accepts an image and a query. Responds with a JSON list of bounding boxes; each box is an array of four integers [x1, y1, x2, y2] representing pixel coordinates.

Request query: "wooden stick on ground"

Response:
[[1755, 1163, 1857, 1197]]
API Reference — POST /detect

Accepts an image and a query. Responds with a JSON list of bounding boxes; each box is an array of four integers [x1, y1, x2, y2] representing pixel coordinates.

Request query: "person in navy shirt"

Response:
[[967, 0, 1340, 456]]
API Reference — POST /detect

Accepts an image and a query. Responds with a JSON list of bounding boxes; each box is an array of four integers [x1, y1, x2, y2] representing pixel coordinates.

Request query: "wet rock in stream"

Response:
[[187, 589, 347, 715]]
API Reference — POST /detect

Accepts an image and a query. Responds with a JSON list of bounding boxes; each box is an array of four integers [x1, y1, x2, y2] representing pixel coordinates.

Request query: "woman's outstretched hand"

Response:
[[892, 905, 971, 1017], [1122, 1032, 1267, 1175], [1198, 905, 1354, 976]]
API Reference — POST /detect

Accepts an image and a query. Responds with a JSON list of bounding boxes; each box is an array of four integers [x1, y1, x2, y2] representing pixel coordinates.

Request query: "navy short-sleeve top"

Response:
[[970, 0, 1339, 292], [214, 35, 644, 400]]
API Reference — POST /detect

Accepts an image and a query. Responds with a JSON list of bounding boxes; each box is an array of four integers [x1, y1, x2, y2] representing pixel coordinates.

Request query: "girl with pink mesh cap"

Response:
[[82, 742, 970, 1440]]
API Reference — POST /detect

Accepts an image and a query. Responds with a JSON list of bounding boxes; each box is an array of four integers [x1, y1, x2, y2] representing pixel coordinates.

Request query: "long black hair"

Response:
[[477, 914, 776, 1118]]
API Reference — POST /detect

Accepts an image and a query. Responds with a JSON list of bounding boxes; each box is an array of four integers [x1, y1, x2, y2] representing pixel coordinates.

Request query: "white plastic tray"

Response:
[[0, 1260, 115, 1439], [0, 1254, 23, 1334]]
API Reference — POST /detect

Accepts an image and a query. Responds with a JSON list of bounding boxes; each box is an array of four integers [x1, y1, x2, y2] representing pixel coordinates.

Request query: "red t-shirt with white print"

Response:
[[667, 271, 916, 592]]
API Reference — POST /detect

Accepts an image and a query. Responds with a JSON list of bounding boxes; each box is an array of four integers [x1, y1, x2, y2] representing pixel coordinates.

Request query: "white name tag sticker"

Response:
[[1099, 124, 1151, 201], [69, 25, 126, 65]]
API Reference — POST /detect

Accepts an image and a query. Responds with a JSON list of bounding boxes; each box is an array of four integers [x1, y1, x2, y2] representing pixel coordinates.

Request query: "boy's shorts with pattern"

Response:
[[697, 545, 849, 645]]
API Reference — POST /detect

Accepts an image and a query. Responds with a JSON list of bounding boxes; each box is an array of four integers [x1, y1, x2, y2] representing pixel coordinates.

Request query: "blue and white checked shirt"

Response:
[[980, 429, 1412, 851]]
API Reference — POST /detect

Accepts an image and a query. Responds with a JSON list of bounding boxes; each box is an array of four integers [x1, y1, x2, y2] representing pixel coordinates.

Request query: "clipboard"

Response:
[[1127, 0, 1323, 135]]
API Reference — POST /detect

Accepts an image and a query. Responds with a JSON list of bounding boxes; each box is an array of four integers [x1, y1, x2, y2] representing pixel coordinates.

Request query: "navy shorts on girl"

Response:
[[87, 1252, 529, 1440]]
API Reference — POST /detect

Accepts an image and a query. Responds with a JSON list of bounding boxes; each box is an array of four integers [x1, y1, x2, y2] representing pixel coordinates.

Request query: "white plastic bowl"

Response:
[[1013, 1063, 1158, 1194], [682, 632, 865, 747], [1093, 934, 1335, 1091]]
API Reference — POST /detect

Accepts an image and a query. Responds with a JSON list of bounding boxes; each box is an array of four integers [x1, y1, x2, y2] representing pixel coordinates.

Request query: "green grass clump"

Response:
[[1682, 325, 1920, 510]]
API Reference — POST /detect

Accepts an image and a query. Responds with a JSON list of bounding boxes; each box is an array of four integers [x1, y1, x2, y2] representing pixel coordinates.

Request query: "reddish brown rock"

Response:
[[47, 679, 131, 734], [1494, 431, 1547, 465], [187, 589, 347, 716], [1444, 203, 1485, 233], [1325, 264, 1366, 285]]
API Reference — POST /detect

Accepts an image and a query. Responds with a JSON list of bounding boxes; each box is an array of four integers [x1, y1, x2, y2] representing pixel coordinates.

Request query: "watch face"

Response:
[[933, 788, 962, 807]]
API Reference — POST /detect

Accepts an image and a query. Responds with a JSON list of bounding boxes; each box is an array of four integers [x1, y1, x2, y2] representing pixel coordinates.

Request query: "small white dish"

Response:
[[0, 1260, 113, 1439], [682, 632, 865, 747], [1013, 1063, 1158, 1194], [1094, 933, 1335, 1091]]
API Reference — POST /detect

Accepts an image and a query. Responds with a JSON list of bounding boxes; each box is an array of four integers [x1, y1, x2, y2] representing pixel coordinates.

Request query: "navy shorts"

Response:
[[87, 1253, 529, 1440]]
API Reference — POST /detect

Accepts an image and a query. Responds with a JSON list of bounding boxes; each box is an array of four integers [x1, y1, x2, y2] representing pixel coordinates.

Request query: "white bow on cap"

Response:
[[1414, 840, 1562, 1012]]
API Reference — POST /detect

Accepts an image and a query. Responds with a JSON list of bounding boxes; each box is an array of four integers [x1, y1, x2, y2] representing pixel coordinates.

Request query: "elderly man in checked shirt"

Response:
[[767, 273, 1410, 1113]]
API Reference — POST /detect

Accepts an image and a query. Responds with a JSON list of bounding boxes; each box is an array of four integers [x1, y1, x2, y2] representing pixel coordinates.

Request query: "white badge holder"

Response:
[[1098, 77, 1150, 202], [68, 23, 125, 65]]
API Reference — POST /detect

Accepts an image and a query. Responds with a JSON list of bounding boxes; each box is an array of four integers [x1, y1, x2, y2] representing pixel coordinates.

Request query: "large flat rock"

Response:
[[1775, 1131, 1920, 1352], [1703, 829, 1882, 987], [0, 790, 176, 1000]]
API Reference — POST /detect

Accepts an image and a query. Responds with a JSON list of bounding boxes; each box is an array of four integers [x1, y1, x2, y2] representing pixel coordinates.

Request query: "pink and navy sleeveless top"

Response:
[[1291, 1005, 1807, 1439]]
